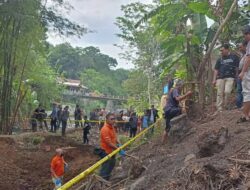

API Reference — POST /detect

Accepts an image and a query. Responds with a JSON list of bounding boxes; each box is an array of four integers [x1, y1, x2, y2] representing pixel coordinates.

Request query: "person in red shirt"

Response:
[[99, 113, 120, 180], [50, 148, 68, 189]]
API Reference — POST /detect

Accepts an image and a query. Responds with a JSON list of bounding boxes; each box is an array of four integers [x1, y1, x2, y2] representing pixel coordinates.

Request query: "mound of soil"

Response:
[[0, 133, 98, 190], [107, 110, 250, 190]]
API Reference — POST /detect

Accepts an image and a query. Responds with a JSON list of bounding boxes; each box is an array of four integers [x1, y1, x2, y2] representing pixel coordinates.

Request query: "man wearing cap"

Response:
[[162, 79, 192, 144], [239, 25, 250, 122], [99, 113, 120, 180], [50, 148, 68, 189], [213, 44, 240, 111]]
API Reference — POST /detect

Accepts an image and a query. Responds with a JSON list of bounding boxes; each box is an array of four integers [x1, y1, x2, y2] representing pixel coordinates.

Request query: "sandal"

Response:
[[237, 117, 249, 124]]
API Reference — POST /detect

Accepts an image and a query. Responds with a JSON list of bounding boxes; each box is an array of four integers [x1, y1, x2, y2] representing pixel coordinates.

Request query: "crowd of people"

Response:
[[49, 106, 159, 189], [49, 25, 250, 189], [30, 101, 160, 139], [160, 26, 250, 143], [212, 25, 250, 123]]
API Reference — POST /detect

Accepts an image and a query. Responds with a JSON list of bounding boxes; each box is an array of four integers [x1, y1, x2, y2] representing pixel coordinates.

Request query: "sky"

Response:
[[47, 0, 152, 69]]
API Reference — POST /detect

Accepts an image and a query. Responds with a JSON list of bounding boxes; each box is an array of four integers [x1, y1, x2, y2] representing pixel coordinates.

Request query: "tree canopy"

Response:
[[0, 0, 87, 134], [117, 0, 250, 111], [48, 43, 118, 79]]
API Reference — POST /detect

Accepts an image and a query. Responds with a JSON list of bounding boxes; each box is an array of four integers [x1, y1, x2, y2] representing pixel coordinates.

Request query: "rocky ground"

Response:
[[109, 110, 250, 190], [79, 109, 250, 190]]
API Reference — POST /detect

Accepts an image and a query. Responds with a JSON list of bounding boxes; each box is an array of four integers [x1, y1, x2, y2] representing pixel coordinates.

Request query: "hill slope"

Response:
[[110, 110, 250, 190]]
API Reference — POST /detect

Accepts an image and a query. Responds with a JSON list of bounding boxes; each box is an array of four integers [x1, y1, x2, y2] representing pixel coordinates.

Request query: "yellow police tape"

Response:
[[8, 117, 128, 123], [58, 123, 155, 190]]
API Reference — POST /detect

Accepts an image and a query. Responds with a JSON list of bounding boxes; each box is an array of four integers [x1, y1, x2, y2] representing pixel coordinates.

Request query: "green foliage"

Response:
[[31, 136, 45, 145], [174, 68, 187, 80], [122, 70, 152, 112], [187, 1, 215, 20], [160, 53, 185, 78], [0, 0, 87, 134], [81, 69, 128, 96], [48, 44, 118, 79], [116, 3, 162, 109]]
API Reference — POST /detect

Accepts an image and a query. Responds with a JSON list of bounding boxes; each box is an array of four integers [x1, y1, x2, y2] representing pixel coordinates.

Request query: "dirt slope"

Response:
[[0, 133, 98, 190], [110, 110, 250, 190]]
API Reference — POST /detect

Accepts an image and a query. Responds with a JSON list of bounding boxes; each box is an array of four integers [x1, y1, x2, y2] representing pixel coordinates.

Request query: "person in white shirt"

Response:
[[238, 25, 250, 123]]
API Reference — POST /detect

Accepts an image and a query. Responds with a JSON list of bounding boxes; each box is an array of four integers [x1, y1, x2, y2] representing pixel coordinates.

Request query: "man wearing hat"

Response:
[[239, 25, 250, 122], [162, 79, 192, 144]]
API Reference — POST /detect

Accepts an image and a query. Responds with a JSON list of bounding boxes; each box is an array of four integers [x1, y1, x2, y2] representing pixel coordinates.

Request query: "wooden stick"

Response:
[[61, 146, 77, 150], [125, 153, 148, 170], [94, 175, 111, 185], [104, 177, 129, 190], [233, 144, 246, 155], [74, 182, 87, 190], [85, 175, 95, 190], [228, 158, 250, 165], [125, 153, 140, 160]]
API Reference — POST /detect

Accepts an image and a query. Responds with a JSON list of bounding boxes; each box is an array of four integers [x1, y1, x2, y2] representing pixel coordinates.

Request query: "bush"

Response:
[[31, 136, 45, 145]]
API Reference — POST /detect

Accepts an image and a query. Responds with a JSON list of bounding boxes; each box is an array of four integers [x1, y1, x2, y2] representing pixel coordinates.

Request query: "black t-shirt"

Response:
[[74, 108, 82, 119], [83, 122, 91, 133], [215, 54, 239, 79], [34, 108, 46, 120]]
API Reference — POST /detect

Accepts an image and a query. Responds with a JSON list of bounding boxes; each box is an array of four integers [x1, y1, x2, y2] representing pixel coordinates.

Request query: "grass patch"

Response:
[[32, 136, 45, 145], [118, 119, 165, 152]]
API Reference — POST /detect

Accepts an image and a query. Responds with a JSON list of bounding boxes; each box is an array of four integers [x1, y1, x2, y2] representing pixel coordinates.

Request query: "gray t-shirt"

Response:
[[239, 54, 246, 70], [61, 110, 69, 121], [242, 41, 250, 94], [165, 88, 180, 111], [247, 41, 250, 56]]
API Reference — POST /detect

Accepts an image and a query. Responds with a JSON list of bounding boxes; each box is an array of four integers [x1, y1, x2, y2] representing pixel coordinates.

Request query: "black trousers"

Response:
[[130, 128, 137, 138], [83, 132, 89, 144], [62, 120, 67, 136], [57, 120, 62, 129], [50, 118, 57, 132], [165, 107, 181, 132], [99, 156, 116, 180]]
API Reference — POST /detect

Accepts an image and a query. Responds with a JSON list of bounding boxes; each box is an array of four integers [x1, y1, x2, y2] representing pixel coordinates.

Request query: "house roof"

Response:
[[59, 78, 88, 89]]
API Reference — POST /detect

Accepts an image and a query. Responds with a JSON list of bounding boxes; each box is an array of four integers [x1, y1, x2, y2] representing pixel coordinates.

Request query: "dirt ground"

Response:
[[0, 130, 99, 190], [2, 109, 250, 190], [100, 110, 250, 190]]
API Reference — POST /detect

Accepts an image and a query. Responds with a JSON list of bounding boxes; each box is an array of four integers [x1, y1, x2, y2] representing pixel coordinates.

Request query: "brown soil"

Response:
[[0, 132, 99, 190], [2, 109, 250, 190], [107, 110, 250, 190]]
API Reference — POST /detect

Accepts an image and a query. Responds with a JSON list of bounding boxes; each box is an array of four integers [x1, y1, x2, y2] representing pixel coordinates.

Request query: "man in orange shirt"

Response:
[[99, 113, 120, 180], [50, 148, 68, 189]]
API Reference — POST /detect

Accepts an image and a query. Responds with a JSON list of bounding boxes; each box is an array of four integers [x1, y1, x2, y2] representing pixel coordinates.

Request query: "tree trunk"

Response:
[[147, 74, 152, 106], [197, 0, 237, 108], [0, 17, 21, 134], [10, 44, 31, 128], [198, 0, 237, 79]]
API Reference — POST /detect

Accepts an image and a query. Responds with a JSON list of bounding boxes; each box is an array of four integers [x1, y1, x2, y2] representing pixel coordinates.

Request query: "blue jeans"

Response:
[[52, 176, 63, 189], [236, 79, 243, 108], [99, 155, 116, 180]]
